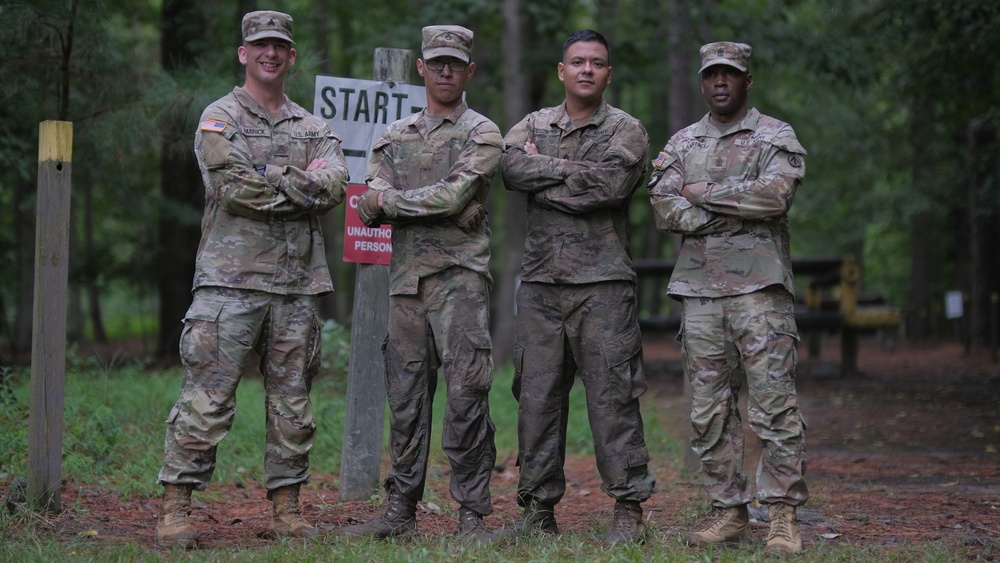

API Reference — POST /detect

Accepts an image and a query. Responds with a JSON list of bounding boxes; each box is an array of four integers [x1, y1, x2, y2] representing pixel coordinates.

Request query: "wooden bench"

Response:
[[636, 254, 901, 375]]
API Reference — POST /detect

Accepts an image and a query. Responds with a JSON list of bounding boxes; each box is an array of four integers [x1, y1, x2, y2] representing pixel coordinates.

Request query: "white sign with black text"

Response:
[[312, 75, 426, 181]]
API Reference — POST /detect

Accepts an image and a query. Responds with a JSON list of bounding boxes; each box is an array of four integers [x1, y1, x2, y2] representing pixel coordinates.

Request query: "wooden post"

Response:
[[339, 48, 412, 502], [29, 120, 73, 513]]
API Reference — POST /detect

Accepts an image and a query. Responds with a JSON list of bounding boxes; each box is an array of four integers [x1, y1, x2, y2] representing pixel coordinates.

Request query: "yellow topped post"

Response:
[[29, 120, 73, 513]]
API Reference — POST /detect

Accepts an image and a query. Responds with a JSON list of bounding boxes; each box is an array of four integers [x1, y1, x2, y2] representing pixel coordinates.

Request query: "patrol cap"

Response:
[[421, 25, 474, 63], [242, 10, 294, 45], [698, 41, 751, 73]]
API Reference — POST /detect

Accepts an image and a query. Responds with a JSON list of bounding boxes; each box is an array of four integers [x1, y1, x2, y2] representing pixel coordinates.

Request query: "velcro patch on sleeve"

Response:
[[199, 119, 228, 133]]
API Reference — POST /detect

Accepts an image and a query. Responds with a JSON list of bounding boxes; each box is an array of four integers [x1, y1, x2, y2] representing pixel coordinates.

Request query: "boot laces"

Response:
[[283, 488, 302, 516], [170, 486, 192, 520], [460, 508, 486, 532], [768, 505, 793, 542], [707, 508, 736, 534], [610, 503, 636, 531], [384, 492, 408, 519]]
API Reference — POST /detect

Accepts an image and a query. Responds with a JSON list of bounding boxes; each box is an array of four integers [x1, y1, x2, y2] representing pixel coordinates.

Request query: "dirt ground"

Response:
[[4, 333, 999, 558]]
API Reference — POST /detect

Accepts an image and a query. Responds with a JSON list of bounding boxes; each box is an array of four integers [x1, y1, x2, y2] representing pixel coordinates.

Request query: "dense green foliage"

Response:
[[1, 0, 998, 354]]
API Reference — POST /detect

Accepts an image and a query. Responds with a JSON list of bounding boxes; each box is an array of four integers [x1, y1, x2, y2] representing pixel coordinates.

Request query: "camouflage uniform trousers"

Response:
[[383, 266, 497, 515], [512, 280, 655, 508], [158, 286, 322, 493], [679, 285, 809, 508]]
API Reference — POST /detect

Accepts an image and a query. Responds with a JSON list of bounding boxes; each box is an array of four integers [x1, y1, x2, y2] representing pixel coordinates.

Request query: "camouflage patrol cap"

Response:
[[699, 41, 751, 73], [421, 25, 473, 63], [242, 10, 294, 45]]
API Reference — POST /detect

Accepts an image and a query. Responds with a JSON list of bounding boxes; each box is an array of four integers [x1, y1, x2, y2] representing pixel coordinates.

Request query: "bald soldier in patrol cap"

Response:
[[646, 41, 809, 555], [154, 9, 348, 549], [342, 24, 502, 541]]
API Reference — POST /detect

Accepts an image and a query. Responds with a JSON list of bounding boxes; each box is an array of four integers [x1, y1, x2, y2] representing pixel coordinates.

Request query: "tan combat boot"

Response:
[[341, 486, 417, 538], [271, 485, 318, 538], [155, 484, 199, 549], [458, 506, 496, 542], [500, 500, 558, 538], [766, 502, 802, 554], [603, 500, 644, 545], [684, 504, 751, 546]]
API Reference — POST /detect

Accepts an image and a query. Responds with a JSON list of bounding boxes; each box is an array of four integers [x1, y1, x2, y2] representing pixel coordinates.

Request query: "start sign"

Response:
[[313, 75, 425, 265], [313, 75, 426, 183]]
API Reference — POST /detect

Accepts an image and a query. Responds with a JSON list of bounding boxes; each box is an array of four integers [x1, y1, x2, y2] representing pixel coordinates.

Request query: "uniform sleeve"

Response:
[[378, 122, 503, 221], [364, 129, 395, 193], [501, 115, 587, 194], [535, 118, 648, 214], [684, 125, 806, 219], [197, 114, 306, 221], [647, 140, 739, 235], [263, 125, 349, 215]]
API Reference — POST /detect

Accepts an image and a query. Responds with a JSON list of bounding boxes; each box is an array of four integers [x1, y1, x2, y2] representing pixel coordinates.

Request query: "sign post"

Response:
[[29, 120, 73, 513], [314, 50, 424, 501]]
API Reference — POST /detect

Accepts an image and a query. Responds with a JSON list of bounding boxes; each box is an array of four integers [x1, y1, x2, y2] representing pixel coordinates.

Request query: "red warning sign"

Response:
[[343, 183, 392, 265]]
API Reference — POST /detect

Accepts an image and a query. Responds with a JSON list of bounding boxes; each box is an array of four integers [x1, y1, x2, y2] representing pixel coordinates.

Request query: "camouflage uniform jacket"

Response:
[[502, 100, 648, 284], [647, 108, 806, 298], [365, 101, 503, 295], [193, 86, 348, 296]]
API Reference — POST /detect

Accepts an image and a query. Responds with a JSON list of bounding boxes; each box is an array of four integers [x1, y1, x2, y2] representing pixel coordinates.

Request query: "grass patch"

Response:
[[0, 359, 982, 561]]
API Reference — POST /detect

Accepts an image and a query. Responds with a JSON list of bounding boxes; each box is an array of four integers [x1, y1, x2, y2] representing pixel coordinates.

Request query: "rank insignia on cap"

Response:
[[652, 151, 668, 167], [200, 119, 227, 133]]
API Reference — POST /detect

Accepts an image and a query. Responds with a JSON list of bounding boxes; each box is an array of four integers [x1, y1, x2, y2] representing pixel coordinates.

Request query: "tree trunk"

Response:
[[81, 168, 106, 342], [13, 182, 34, 357], [494, 0, 531, 366], [314, 2, 359, 326], [67, 210, 84, 343], [314, 1, 340, 323], [907, 106, 937, 339], [156, 0, 208, 361], [968, 117, 999, 345]]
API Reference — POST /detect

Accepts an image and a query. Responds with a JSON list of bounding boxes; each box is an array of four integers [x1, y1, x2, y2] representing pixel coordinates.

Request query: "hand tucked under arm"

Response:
[[263, 134, 349, 215], [648, 161, 737, 235]]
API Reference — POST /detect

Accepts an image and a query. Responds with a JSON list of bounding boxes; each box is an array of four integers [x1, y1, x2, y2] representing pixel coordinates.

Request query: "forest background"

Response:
[[1, 0, 998, 366]]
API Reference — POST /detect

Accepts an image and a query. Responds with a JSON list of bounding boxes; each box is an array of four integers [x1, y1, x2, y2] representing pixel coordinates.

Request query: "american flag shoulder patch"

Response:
[[200, 119, 227, 133], [652, 151, 668, 168]]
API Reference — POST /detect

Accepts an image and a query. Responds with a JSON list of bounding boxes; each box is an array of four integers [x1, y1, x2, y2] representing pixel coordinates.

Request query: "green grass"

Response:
[[0, 361, 983, 561]]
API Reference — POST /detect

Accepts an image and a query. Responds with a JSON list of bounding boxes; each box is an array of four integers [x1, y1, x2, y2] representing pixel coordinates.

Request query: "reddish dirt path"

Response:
[[3, 335, 999, 557]]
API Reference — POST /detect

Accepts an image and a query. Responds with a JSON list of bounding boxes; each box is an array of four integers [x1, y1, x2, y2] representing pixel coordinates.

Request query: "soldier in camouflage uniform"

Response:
[[342, 25, 502, 542], [155, 10, 348, 549], [646, 42, 808, 555], [501, 29, 655, 545]]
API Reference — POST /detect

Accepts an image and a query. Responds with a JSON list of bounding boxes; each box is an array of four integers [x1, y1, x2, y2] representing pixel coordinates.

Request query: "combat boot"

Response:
[[765, 502, 802, 555], [603, 500, 644, 545], [501, 500, 558, 537], [155, 484, 199, 549], [458, 506, 496, 542], [684, 504, 751, 546], [270, 484, 318, 538], [341, 486, 417, 538]]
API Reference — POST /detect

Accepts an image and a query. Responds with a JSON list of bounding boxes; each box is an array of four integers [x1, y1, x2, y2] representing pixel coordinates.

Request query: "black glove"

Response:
[[357, 190, 383, 227], [454, 200, 487, 231]]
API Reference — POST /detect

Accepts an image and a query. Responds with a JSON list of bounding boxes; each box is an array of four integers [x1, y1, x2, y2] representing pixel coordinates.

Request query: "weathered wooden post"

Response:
[[339, 48, 411, 501], [29, 120, 73, 513]]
